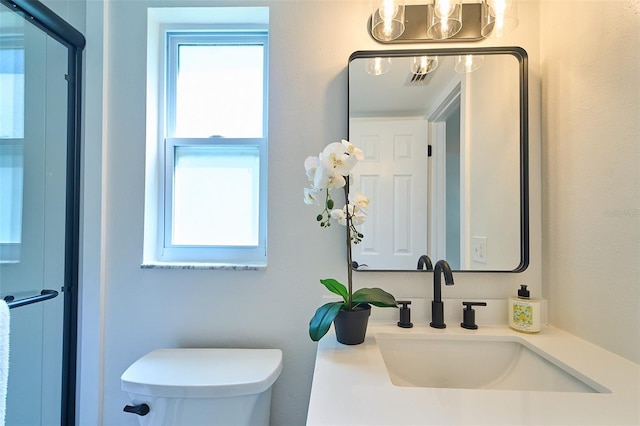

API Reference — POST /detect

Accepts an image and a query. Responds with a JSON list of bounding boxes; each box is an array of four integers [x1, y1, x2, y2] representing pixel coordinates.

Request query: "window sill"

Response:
[[141, 262, 266, 271]]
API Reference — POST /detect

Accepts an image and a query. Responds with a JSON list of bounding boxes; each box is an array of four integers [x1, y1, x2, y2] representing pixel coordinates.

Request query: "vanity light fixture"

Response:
[[365, 57, 392, 75], [369, 0, 518, 43]]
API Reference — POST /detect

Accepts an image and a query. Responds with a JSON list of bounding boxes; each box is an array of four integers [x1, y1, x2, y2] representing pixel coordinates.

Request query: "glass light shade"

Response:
[[410, 56, 439, 75], [371, 0, 406, 41], [427, 0, 463, 40], [454, 55, 484, 73], [365, 57, 392, 75], [481, 0, 519, 38]]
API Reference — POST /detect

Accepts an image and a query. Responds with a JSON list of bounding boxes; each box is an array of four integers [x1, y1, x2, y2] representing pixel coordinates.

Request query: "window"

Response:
[[144, 8, 269, 267], [0, 42, 24, 263]]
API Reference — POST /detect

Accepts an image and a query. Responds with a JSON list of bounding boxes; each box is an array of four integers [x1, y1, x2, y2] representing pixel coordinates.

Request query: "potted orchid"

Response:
[[304, 140, 397, 344]]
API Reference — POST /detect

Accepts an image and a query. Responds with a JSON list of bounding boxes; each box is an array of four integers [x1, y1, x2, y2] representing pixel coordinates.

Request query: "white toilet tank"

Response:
[[121, 348, 283, 426]]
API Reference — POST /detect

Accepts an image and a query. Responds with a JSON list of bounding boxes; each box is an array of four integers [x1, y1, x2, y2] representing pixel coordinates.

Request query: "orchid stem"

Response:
[[344, 178, 353, 311]]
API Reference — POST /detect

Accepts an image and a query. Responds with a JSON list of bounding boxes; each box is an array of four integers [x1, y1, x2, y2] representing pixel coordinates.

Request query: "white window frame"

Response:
[[145, 13, 268, 268]]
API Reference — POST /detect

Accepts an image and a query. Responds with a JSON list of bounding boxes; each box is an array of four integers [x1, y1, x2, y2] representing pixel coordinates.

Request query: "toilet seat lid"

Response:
[[121, 348, 283, 398]]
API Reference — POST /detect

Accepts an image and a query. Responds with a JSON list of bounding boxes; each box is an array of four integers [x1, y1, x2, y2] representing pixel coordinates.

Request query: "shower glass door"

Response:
[[0, 3, 69, 424]]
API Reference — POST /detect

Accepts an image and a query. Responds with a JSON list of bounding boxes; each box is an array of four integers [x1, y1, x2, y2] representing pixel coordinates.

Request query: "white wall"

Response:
[[540, 0, 640, 363], [80, 1, 545, 425]]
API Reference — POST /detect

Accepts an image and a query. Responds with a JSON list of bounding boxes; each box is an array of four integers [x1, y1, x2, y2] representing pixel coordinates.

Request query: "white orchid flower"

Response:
[[304, 187, 321, 206], [341, 139, 364, 161], [331, 204, 367, 226], [320, 142, 357, 176], [304, 140, 369, 245], [314, 157, 346, 189], [350, 208, 367, 226], [330, 207, 347, 225], [304, 155, 319, 181], [349, 190, 370, 212]]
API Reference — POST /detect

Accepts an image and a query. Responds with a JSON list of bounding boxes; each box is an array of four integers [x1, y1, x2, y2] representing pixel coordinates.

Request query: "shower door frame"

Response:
[[0, 0, 85, 424]]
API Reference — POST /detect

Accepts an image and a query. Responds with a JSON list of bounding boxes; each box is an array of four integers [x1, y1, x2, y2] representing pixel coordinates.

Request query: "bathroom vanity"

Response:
[[307, 322, 640, 425]]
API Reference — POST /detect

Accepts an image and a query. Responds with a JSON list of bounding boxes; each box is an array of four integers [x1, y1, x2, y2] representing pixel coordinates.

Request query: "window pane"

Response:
[[175, 44, 264, 138], [172, 145, 260, 246], [0, 48, 25, 139], [0, 144, 23, 242], [0, 144, 23, 259]]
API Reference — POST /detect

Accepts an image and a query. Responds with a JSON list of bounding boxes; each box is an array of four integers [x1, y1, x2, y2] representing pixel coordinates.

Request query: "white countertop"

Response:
[[307, 323, 640, 425]]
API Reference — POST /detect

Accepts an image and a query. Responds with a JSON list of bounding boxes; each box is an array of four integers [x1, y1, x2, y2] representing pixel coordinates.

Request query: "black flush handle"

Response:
[[123, 404, 150, 416]]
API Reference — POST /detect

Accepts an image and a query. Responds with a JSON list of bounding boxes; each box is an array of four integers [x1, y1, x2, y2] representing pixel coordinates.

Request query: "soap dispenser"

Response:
[[508, 285, 540, 333]]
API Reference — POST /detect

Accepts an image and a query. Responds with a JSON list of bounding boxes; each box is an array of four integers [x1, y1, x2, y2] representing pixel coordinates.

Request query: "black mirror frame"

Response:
[[348, 46, 529, 273]]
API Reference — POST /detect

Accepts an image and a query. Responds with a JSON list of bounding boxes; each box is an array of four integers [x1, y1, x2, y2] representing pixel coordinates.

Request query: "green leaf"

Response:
[[309, 302, 344, 341], [319, 278, 349, 303], [352, 287, 397, 308]]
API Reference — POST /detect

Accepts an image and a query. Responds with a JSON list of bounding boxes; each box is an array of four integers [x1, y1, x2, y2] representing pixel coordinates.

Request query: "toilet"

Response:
[[121, 348, 283, 426]]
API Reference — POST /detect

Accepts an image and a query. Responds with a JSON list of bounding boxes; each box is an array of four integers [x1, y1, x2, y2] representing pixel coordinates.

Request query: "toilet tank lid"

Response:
[[121, 348, 283, 398]]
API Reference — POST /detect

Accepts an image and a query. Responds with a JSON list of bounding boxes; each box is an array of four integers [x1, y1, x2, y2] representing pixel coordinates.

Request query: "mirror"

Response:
[[349, 47, 528, 272]]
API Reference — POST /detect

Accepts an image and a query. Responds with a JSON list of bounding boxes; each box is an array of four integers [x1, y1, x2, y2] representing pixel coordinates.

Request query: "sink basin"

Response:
[[376, 333, 610, 393]]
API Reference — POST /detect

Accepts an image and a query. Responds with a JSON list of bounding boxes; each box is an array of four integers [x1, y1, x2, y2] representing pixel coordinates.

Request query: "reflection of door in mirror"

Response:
[[350, 118, 428, 270]]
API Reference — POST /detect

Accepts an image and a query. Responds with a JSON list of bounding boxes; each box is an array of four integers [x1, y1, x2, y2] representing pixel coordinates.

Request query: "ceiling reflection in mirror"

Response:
[[349, 47, 528, 272]]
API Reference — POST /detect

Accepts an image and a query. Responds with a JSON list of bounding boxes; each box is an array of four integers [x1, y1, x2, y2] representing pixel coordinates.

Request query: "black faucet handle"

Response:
[[462, 301, 487, 309], [396, 300, 413, 328], [461, 301, 487, 330]]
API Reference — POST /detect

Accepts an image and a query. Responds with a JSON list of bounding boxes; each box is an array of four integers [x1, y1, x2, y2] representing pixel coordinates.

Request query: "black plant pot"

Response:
[[333, 304, 371, 345]]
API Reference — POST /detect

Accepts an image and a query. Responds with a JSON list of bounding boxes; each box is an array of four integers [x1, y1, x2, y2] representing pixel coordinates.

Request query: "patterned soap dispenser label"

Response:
[[513, 302, 533, 329]]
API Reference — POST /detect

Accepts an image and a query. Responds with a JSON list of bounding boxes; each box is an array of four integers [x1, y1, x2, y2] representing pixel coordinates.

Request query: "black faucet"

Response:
[[430, 259, 455, 329], [417, 254, 433, 271]]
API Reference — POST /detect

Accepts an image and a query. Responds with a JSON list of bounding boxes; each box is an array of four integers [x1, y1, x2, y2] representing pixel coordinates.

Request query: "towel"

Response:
[[0, 300, 9, 425]]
